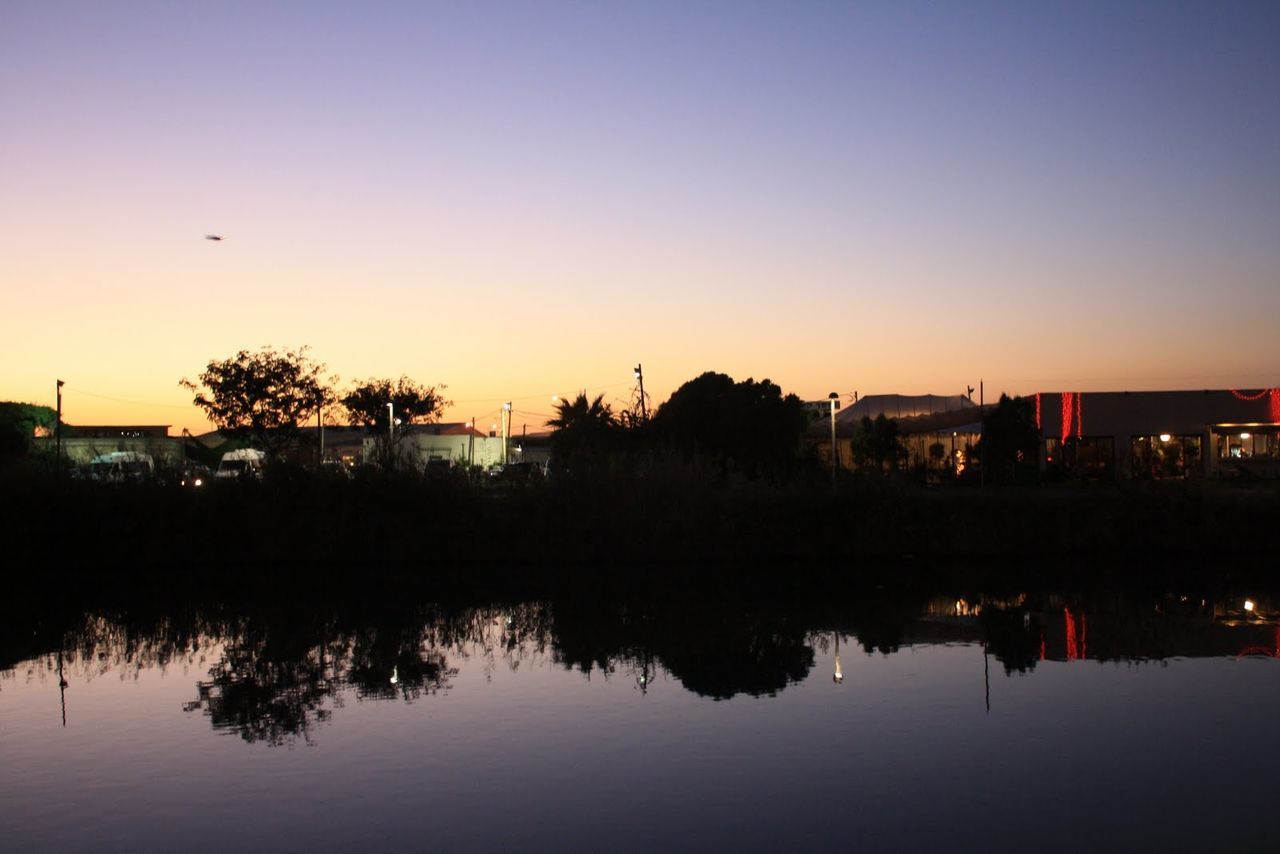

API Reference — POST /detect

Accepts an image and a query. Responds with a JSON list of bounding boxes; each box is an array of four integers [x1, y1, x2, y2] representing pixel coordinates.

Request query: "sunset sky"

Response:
[[3, 1, 1278, 435]]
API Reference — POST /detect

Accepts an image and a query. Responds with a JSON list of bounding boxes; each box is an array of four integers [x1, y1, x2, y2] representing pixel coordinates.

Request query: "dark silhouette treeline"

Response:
[[4, 579, 1276, 745], [4, 460, 1278, 577]]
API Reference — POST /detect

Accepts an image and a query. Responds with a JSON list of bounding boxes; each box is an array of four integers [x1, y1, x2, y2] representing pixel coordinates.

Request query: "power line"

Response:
[[62, 385, 193, 410], [451, 378, 633, 405]]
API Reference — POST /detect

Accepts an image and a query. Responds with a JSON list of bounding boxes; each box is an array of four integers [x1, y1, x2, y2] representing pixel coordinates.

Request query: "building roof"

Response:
[[835, 394, 978, 425], [64, 425, 172, 438]]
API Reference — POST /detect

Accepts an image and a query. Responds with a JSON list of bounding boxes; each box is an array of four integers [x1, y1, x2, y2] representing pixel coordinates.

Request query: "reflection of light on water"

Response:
[[833, 633, 843, 684], [1244, 599, 1256, 613], [390, 666, 398, 685]]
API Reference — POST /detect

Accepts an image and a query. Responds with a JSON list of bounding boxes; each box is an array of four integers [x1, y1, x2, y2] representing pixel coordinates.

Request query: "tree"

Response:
[[546, 392, 619, 474], [978, 394, 1040, 482], [850, 414, 905, 475], [180, 347, 336, 458], [341, 376, 449, 430], [650, 372, 808, 477], [342, 376, 450, 470], [0, 402, 56, 463]]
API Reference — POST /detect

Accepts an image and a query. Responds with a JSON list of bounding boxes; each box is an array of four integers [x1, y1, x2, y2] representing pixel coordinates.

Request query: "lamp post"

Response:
[[386, 402, 394, 469], [828, 392, 840, 482], [501, 402, 512, 465]]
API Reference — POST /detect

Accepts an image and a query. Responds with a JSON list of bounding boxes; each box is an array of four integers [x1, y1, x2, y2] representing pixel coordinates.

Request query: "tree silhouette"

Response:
[[0, 402, 56, 463], [546, 392, 619, 474], [850, 414, 905, 474], [341, 376, 449, 430], [651, 371, 808, 478], [979, 394, 1039, 482], [180, 346, 335, 458]]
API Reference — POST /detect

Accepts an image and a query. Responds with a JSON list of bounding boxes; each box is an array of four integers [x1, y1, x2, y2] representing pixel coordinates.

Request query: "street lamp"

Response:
[[502, 402, 512, 464], [828, 392, 840, 481]]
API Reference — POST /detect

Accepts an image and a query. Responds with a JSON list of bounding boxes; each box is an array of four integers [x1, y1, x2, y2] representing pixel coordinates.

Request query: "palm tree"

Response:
[[546, 393, 618, 472]]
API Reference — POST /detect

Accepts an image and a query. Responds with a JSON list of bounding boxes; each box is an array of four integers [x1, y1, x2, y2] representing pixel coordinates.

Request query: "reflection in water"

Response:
[[4, 587, 1279, 744]]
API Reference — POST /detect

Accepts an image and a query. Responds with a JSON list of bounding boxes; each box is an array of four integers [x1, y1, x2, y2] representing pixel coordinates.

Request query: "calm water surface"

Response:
[[2, 591, 1278, 852]]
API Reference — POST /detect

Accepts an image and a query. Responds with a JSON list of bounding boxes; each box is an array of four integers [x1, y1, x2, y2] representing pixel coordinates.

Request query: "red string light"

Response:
[[1230, 388, 1280, 423], [1061, 392, 1074, 440], [1075, 392, 1083, 439], [1064, 608, 1078, 661], [1035, 393, 1042, 431]]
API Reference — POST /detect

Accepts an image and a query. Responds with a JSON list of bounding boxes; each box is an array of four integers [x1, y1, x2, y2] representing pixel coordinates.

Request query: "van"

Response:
[[215, 448, 266, 480], [88, 451, 155, 483]]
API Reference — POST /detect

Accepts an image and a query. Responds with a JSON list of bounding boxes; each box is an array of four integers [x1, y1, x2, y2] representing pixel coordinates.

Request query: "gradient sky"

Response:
[[3, 1, 1278, 434]]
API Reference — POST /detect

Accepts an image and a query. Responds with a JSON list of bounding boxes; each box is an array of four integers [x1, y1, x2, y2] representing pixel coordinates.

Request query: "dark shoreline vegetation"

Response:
[[5, 459, 1278, 592], [5, 577, 1277, 732]]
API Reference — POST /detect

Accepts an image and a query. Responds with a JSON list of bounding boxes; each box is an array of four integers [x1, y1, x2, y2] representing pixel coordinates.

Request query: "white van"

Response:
[[88, 451, 155, 482], [215, 448, 267, 480]]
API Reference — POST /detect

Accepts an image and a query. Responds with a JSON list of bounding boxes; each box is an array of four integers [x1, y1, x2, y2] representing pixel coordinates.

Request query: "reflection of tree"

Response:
[[981, 605, 1042, 674], [187, 633, 337, 746], [548, 601, 814, 700], [184, 608, 460, 746], [346, 624, 453, 702]]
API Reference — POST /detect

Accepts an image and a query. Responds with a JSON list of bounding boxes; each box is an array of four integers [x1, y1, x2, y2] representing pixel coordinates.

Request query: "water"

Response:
[[2, 592, 1278, 852]]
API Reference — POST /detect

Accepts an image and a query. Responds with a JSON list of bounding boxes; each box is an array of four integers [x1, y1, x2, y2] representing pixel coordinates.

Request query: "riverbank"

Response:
[[4, 467, 1277, 590]]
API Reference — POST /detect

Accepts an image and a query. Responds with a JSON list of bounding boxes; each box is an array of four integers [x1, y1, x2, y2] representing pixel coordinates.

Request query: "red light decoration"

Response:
[[1064, 608, 1077, 661], [1058, 392, 1082, 439], [1229, 388, 1280, 423], [1234, 628, 1280, 659], [1063, 607, 1086, 661], [1035, 393, 1042, 431]]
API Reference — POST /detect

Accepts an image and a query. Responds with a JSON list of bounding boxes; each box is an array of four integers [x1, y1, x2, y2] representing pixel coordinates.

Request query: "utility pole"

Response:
[[979, 379, 985, 489], [317, 404, 324, 470], [386, 402, 394, 469], [634, 364, 648, 422], [468, 417, 475, 467], [55, 379, 64, 474]]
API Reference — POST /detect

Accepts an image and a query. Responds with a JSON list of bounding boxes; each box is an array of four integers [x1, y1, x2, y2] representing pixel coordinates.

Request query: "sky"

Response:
[[3, 0, 1278, 435]]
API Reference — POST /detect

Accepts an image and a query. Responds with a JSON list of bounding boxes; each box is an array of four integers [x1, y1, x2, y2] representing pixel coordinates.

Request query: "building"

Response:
[[35, 425, 188, 467], [812, 393, 985, 476], [809, 387, 1280, 480], [362, 422, 508, 469], [1035, 388, 1280, 479]]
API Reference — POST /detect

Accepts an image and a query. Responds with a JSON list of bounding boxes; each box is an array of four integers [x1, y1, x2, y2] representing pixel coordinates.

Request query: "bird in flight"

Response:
[[205, 234, 224, 241]]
